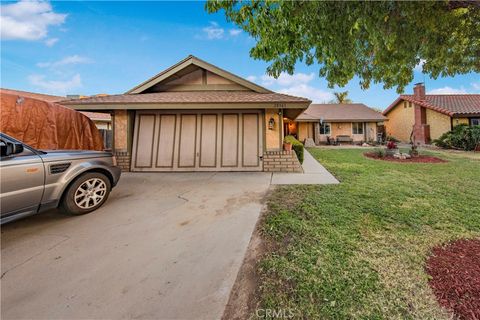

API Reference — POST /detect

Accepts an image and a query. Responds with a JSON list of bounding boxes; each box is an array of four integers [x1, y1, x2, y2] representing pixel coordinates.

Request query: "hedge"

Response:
[[284, 135, 304, 164], [433, 124, 480, 151]]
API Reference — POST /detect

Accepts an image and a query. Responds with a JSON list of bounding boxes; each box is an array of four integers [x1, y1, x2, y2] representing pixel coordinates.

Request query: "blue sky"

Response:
[[1, 1, 479, 110]]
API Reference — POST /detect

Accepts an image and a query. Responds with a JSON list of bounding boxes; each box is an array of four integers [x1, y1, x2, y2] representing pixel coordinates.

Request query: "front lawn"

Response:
[[258, 148, 480, 319]]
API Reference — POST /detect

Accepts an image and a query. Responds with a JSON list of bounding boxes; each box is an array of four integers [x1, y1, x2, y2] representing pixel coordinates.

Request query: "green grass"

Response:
[[257, 148, 480, 319]]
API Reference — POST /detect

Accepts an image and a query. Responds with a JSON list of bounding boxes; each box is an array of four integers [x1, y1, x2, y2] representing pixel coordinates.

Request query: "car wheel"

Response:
[[60, 172, 111, 215]]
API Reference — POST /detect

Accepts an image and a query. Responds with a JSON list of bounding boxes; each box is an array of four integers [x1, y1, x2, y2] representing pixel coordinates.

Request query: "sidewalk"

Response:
[[271, 149, 339, 185]]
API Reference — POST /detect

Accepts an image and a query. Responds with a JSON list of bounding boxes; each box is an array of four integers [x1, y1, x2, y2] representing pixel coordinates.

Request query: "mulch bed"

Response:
[[425, 238, 480, 320], [364, 152, 447, 163]]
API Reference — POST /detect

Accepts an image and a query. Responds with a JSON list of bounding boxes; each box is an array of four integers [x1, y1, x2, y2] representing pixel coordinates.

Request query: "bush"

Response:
[[373, 148, 385, 158], [433, 125, 480, 151], [386, 135, 400, 143], [387, 141, 398, 149], [284, 135, 304, 164]]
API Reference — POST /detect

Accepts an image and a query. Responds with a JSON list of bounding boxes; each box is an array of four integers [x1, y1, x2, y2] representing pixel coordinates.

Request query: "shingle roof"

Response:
[[61, 91, 310, 105], [80, 111, 111, 121], [1, 88, 64, 103], [384, 94, 480, 116], [296, 104, 387, 122]]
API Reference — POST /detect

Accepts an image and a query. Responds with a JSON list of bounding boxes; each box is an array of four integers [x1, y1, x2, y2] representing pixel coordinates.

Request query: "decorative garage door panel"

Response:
[[132, 110, 263, 171]]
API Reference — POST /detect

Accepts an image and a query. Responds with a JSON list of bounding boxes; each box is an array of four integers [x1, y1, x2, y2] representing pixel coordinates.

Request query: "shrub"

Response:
[[284, 135, 304, 164], [433, 125, 480, 151], [387, 141, 398, 149], [373, 148, 385, 158], [386, 135, 400, 143]]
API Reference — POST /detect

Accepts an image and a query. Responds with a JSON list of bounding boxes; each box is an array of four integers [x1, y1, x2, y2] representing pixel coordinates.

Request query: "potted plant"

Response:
[[385, 140, 398, 156], [283, 140, 292, 151]]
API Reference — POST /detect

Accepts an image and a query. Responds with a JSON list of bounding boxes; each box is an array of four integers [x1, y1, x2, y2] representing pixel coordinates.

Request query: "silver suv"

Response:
[[0, 133, 121, 224]]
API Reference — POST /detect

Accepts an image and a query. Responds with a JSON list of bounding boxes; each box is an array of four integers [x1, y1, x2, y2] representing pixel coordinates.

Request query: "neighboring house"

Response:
[[292, 104, 387, 144], [62, 55, 311, 172], [0, 88, 112, 130], [383, 83, 480, 143]]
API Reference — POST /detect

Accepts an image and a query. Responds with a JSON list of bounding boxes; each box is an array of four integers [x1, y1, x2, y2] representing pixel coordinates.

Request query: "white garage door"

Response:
[[131, 110, 263, 171]]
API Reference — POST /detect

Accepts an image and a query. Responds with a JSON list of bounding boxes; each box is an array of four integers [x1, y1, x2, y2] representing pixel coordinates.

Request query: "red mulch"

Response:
[[425, 239, 480, 320], [364, 152, 447, 163]]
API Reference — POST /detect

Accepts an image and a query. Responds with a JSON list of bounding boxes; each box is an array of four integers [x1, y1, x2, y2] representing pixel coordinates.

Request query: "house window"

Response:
[[319, 122, 331, 135], [471, 118, 480, 126], [352, 122, 364, 134]]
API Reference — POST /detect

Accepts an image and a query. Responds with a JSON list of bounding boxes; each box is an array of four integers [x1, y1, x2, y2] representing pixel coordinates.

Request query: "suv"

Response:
[[0, 133, 121, 224]]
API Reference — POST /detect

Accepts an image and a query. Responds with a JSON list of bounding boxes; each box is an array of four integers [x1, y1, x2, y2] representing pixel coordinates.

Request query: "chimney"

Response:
[[413, 82, 426, 101]]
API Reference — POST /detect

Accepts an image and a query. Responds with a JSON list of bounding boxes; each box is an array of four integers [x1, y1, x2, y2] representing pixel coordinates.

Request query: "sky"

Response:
[[1, 0, 479, 110]]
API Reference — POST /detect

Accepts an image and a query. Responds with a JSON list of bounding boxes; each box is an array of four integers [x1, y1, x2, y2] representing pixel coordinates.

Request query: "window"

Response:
[[471, 118, 480, 126], [352, 122, 364, 134], [319, 122, 331, 135]]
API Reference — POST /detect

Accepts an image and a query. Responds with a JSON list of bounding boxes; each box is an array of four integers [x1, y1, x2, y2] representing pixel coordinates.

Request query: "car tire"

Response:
[[60, 172, 111, 215]]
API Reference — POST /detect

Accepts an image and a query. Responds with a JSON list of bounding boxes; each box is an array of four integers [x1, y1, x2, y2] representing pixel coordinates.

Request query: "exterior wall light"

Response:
[[268, 117, 275, 130]]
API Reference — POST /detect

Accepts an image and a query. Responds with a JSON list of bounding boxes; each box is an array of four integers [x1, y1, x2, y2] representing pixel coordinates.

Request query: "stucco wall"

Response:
[[384, 101, 414, 142], [265, 108, 282, 151], [453, 118, 469, 126], [298, 122, 314, 142], [114, 109, 128, 151], [426, 109, 451, 140], [366, 122, 377, 142]]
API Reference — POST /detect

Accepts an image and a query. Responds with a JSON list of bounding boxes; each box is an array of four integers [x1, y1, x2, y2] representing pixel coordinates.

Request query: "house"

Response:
[[0, 88, 112, 130], [62, 55, 311, 172], [383, 83, 480, 143], [291, 104, 387, 144]]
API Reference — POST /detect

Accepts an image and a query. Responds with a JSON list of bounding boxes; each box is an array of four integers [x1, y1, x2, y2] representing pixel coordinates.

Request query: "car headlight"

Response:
[[112, 156, 117, 166]]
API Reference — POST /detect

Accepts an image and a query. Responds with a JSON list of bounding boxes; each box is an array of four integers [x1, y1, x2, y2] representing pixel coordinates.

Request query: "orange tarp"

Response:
[[0, 92, 104, 150]]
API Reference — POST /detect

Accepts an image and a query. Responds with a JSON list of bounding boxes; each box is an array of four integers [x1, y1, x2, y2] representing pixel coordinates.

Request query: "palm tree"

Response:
[[332, 91, 352, 104]]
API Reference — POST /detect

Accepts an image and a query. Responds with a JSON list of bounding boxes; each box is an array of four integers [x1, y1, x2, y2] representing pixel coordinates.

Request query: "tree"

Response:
[[332, 91, 352, 104], [206, 1, 480, 92]]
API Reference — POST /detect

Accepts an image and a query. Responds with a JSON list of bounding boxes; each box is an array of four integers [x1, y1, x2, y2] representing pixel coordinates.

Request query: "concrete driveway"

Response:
[[1, 172, 271, 319]]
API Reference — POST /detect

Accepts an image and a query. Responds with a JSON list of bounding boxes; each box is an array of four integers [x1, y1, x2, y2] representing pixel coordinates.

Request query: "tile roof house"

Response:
[[291, 104, 387, 144], [63, 55, 311, 172], [383, 83, 480, 143], [0, 88, 112, 130]]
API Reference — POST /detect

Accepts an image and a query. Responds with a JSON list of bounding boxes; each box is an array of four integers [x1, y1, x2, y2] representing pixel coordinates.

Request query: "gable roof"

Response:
[[383, 94, 480, 117], [1, 88, 64, 103], [61, 91, 309, 106], [126, 55, 271, 94], [296, 104, 387, 122]]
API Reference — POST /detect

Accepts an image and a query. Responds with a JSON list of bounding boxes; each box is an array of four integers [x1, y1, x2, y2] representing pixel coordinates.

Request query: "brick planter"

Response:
[[263, 150, 303, 173]]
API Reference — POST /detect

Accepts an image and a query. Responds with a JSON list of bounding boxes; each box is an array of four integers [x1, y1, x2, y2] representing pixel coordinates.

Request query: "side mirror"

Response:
[[4, 142, 24, 156]]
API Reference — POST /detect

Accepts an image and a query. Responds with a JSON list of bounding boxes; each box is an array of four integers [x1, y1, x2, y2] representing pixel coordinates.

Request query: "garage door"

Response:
[[131, 110, 263, 171]]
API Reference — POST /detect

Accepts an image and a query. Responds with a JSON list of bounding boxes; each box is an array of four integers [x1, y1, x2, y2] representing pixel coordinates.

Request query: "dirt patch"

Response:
[[425, 238, 480, 320], [221, 212, 266, 320], [364, 152, 447, 163]]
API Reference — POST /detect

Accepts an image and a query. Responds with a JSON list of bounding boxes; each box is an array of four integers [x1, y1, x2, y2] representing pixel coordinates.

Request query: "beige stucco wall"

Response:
[[426, 109, 451, 140], [366, 122, 378, 142], [453, 117, 469, 126], [265, 108, 282, 151], [298, 122, 314, 142], [114, 110, 128, 151], [384, 101, 414, 142], [314, 122, 375, 143]]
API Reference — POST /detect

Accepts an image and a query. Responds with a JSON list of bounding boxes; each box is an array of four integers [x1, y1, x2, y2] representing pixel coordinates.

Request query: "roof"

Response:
[[61, 91, 310, 106], [296, 104, 387, 122], [80, 111, 111, 121], [1, 88, 64, 103], [383, 94, 480, 117], [127, 55, 271, 94]]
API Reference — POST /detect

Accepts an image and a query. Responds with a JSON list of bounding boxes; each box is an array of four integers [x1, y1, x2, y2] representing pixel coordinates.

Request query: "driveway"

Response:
[[1, 172, 271, 319]]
